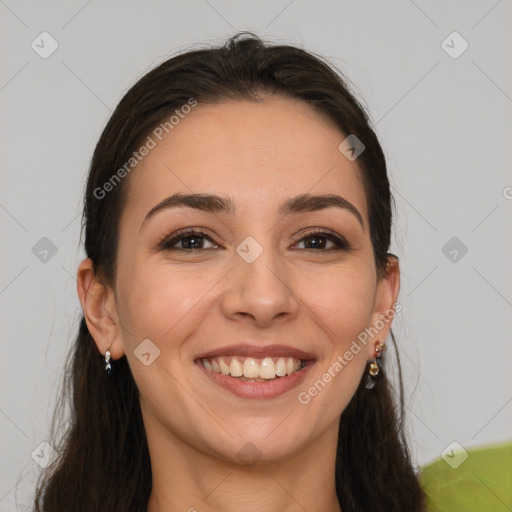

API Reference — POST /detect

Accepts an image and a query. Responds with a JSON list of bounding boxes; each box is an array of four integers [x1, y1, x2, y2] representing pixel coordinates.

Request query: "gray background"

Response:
[[1, 1, 511, 510]]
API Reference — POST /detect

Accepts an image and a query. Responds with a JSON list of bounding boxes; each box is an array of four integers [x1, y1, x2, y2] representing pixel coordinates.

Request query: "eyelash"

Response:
[[156, 227, 351, 252]]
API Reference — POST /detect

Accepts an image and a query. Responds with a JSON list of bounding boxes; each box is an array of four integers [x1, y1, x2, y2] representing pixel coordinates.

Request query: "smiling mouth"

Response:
[[200, 355, 307, 382]]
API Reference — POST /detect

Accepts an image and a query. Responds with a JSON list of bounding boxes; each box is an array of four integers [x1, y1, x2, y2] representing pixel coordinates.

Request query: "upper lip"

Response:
[[195, 343, 317, 361]]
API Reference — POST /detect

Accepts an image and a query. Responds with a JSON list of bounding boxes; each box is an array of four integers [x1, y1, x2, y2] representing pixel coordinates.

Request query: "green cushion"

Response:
[[419, 441, 512, 512]]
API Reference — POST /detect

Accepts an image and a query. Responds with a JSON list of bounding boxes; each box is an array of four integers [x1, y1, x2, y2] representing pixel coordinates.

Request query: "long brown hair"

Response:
[[35, 32, 425, 512]]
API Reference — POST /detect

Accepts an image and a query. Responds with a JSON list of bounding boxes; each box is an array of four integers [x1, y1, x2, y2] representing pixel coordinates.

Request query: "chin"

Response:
[[207, 420, 317, 467]]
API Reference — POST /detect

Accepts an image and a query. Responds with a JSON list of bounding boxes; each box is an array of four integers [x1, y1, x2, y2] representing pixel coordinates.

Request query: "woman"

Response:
[[35, 32, 425, 512]]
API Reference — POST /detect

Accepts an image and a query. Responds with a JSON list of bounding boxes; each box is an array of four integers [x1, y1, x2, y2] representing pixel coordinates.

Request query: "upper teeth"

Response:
[[201, 356, 303, 380]]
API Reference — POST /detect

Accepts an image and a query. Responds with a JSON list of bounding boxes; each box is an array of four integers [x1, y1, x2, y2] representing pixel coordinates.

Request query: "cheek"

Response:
[[305, 264, 376, 346], [117, 265, 211, 348], [296, 269, 374, 420]]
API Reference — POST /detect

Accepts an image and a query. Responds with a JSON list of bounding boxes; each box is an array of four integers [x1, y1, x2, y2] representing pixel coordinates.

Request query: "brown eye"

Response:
[[294, 230, 350, 251], [158, 229, 220, 251]]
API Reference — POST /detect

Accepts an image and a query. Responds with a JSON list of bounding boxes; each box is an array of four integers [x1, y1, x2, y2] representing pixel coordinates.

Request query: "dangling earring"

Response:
[[104, 347, 112, 375], [369, 360, 379, 376], [369, 341, 386, 377]]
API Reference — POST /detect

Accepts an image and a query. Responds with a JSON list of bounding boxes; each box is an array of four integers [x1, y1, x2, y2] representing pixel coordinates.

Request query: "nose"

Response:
[[220, 243, 299, 328]]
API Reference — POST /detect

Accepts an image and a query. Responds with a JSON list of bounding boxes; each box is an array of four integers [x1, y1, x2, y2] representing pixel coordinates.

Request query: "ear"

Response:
[[76, 258, 125, 360], [366, 255, 400, 359]]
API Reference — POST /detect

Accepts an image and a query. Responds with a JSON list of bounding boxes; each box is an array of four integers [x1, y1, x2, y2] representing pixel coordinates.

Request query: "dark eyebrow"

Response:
[[279, 193, 364, 230], [141, 193, 235, 229], [141, 192, 364, 230]]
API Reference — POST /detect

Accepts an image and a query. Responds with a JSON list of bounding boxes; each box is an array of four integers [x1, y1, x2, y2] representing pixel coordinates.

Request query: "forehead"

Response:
[[124, 96, 367, 223]]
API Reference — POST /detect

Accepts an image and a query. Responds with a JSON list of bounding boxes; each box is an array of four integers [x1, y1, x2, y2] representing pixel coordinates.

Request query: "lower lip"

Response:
[[195, 360, 315, 399]]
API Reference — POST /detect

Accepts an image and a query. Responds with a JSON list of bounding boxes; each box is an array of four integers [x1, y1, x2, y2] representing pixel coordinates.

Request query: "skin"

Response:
[[77, 96, 399, 512]]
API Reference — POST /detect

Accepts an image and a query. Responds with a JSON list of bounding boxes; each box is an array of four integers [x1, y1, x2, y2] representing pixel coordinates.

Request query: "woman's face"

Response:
[[89, 96, 398, 464]]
